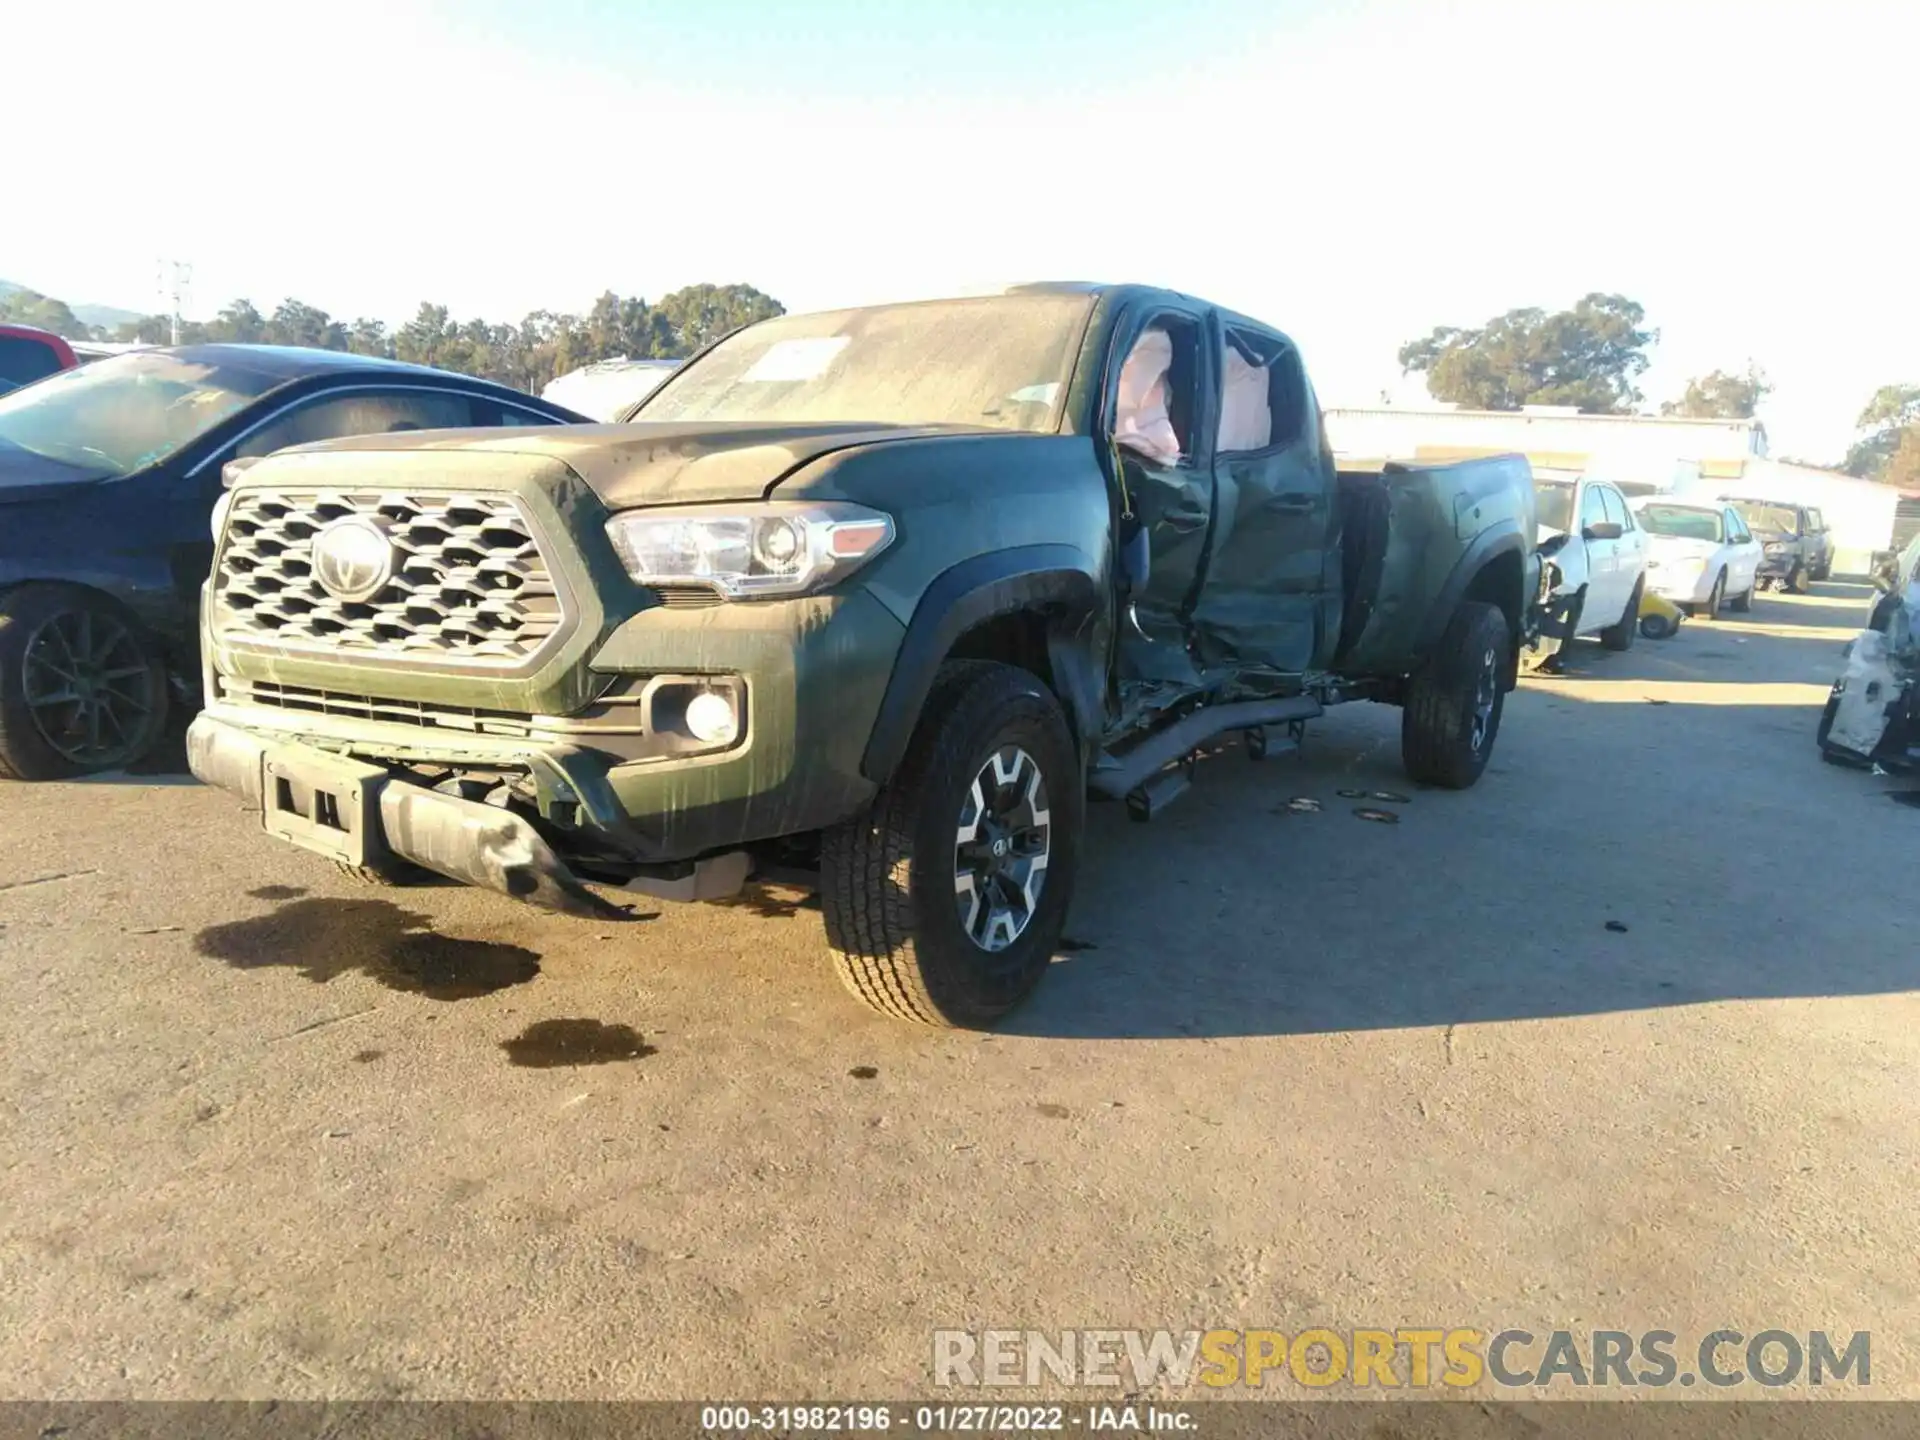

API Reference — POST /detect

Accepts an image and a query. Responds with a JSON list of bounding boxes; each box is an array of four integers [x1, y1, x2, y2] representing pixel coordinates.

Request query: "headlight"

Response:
[[605, 502, 895, 600], [1668, 555, 1706, 574], [210, 488, 236, 542], [1765, 542, 1787, 555]]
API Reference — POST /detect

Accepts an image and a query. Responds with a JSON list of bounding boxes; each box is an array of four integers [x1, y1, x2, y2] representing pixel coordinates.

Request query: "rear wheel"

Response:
[[1599, 578, 1643, 651], [0, 585, 170, 782], [1402, 601, 1509, 790], [821, 661, 1082, 1027]]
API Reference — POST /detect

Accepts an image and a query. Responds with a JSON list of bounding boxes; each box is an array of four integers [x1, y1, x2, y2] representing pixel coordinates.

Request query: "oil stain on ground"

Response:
[[248, 885, 308, 901], [501, 1019, 656, 1068], [194, 898, 540, 1001]]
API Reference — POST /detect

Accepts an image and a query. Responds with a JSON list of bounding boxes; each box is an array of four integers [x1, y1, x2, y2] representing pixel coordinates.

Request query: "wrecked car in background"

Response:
[[1525, 474, 1649, 669], [1819, 532, 1920, 769], [187, 283, 1540, 1027]]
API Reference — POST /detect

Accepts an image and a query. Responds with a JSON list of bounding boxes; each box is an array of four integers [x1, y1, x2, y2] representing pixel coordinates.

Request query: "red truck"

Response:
[[0, 325, 79, 396]]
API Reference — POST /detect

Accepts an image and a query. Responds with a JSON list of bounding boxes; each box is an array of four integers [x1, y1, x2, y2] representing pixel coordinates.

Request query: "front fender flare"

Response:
[[860, 545, 1105, 785]]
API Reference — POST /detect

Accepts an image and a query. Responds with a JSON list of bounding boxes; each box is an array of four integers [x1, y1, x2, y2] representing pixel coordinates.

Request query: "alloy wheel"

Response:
[[953, 745, 1052, 952], [20, 608, 159, 768]]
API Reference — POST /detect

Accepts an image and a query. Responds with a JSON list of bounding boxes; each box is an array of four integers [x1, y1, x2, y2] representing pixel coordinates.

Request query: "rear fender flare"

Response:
[[1418, 524, 1532, 676], [860, 545, 1105, 785]]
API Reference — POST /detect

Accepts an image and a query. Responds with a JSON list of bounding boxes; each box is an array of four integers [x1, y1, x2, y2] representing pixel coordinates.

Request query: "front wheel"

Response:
[[1700, 571, 1725, 621], [1402, 601, 1510, 790], [0, 585, 170, 782], [1729, 580, 1753, 613], [1599, 578, 1643, 651], [1784, 564, 1806, 595], [821, 661, 1082, 1027]]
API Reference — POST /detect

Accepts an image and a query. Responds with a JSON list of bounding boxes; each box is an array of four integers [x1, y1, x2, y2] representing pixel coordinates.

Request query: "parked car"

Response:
[[1724, 497, 1832, 592], [541, 359, 680, 421], [187, 283, 1542, 1027], [1632, 496, 1761, 619], [0, 346, 586, 780], [1527, 475, 1651, 666], [0, 324, 78, 396]]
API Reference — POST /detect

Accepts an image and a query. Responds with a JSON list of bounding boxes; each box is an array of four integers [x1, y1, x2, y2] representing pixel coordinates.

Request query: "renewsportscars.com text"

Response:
[[932, 1328, 1870, 1390]]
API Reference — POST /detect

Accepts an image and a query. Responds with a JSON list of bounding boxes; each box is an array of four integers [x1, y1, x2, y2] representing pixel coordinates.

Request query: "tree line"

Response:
[[1, 282, 784, 396], [1399, 295, 1917, 486], [8, 277, 1914, 487]]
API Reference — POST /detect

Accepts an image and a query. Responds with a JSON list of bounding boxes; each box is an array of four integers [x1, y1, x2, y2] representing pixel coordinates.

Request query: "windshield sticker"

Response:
[[1008, 382, 1062, 405], [742, 337, 850, 383]]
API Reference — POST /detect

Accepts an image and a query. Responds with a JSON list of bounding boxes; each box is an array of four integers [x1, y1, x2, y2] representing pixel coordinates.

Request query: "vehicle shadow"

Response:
[[1003, 581, 1914, 1041]]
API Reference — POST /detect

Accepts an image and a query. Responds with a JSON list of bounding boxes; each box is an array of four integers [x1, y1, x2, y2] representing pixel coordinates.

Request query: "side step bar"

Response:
[[1088, 695, 1323, 803]]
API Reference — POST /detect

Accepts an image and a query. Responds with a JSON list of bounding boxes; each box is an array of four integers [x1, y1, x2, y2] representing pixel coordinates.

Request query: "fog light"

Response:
[[684, 690, 740, 746]]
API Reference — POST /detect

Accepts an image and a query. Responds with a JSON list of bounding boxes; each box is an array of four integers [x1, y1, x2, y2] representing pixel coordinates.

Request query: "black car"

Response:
[[0, 346, 586, 779], [1724, 497, 1834, 592]]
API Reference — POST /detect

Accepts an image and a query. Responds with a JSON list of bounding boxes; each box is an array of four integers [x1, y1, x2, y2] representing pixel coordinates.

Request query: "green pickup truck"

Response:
[[188, 284, 1541, 1026]]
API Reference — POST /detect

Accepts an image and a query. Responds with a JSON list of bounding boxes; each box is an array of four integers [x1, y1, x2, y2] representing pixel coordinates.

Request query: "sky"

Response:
[[6, 0, 1913, 461]]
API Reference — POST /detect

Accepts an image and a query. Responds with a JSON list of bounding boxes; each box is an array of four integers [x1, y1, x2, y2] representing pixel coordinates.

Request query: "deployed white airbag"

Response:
[[1217, 344, 1272, 452], [1114, 328, 1182, 466]]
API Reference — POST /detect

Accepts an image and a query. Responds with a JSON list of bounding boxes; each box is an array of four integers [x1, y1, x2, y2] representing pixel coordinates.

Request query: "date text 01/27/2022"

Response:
[[699, 1404, 1197, 1433]]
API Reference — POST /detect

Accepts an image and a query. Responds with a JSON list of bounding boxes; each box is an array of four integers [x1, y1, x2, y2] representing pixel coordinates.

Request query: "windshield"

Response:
[[0, 351, 280, 479], [1638, 504, 1724, 542], [1730, 500, 1800, 535], [1535, 481, 1575, 533], [635, 294, 1095, 433]]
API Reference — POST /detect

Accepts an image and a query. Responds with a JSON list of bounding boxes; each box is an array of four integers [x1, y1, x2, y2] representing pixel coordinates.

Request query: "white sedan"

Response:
[[1631, 498, 1761, 619], [1528, 476, 1651, 664]]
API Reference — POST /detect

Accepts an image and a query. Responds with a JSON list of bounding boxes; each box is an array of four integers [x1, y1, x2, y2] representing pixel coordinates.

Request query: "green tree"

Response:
[[0, 288, 92, 340], [346, 318, 391, 357], [1661, 365, 1770, 419], [264, 299, 346, 351], [651, 282, 784, 357], [204, 300, 266, 345], [1842, 384, 1920, 483], [393, 303, 455, 367], [1399, 294, 1656, 414]]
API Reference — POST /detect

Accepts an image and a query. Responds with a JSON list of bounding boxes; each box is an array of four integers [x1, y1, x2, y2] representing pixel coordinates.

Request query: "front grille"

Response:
[[218, 676, 540, 737], [649, 584, 724, 610], [214, 489, 563, 664]]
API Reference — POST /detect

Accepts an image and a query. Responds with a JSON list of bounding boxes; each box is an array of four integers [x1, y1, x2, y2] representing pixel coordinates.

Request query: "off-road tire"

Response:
[[820, 660, 1082, 1027], [1599, 578, 1643, 651], [1401, 601, 1510, 790], [0, 585, 170, 782]]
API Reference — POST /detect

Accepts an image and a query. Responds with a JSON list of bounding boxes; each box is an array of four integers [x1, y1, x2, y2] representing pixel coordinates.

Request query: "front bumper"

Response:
[[1757, 552, 1801, 578], [198, 585, 907, 867], [188, 714, 626, 917]]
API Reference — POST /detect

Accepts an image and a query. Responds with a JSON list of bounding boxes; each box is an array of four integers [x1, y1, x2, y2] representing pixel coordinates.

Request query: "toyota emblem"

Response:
[[312, 517, 396, 604]]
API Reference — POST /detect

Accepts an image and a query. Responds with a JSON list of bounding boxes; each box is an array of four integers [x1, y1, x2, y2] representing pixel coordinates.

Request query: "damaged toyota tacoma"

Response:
[[189, 284, 1541, 1026]]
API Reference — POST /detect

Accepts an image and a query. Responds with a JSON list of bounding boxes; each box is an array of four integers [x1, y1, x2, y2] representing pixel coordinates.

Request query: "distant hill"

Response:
[[0, 278, 146, 334], [71, 300, 145, 330]]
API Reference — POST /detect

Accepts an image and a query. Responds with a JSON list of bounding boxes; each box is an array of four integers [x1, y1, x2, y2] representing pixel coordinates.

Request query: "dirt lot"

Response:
[[2, 582, 1914, 1400]]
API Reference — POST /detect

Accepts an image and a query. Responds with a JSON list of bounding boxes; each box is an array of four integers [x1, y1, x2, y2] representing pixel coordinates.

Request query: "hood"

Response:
[[1537, 523, 1569, 547], [290, 420, 973, 508], [1750, 528, 1795, 545], [0, 446, 108, 506]]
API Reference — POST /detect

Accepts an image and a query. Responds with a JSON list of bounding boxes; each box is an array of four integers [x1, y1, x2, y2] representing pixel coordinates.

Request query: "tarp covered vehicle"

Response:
[[188, 284, 1542, 1026]]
